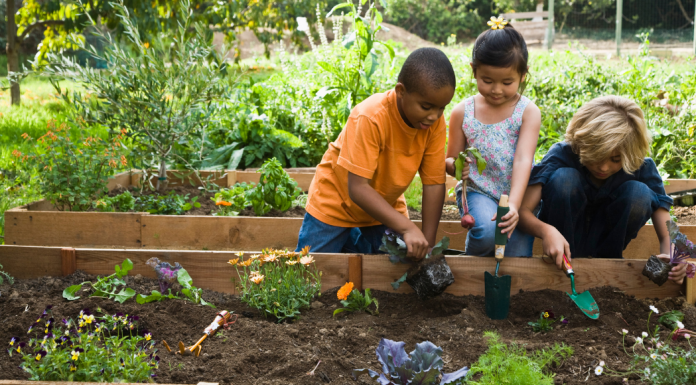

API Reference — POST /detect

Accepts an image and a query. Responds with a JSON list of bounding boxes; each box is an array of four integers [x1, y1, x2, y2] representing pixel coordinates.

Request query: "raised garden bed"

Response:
[[5, 170, 696, 258], [1, 248, 695, 385]]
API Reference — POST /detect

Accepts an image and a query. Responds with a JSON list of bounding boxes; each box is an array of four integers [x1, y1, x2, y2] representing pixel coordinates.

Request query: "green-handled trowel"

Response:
[[484, 194, 512, 320], [561, 254, 600, 319]]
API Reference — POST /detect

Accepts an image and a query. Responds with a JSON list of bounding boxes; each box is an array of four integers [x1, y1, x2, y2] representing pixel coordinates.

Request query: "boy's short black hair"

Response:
[[397, 47, 456, 94]]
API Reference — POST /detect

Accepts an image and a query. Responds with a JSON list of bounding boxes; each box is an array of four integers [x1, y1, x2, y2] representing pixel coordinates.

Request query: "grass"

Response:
[[404, 175, 423, 211]]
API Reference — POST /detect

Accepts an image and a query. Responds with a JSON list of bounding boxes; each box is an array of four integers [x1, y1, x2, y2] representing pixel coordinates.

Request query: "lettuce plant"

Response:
[[353, 338, 469, 384], [63, 259, 135, 303], [136, 257, 213, 307]]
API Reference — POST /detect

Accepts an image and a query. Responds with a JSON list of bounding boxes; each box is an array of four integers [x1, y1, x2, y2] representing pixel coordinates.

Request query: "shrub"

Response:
[[245, 158, 302, 216], [14, 120, 126, 211], [229, 247, 321, 322], [212, 182, 255, 216], [8, 306, 158, 381]]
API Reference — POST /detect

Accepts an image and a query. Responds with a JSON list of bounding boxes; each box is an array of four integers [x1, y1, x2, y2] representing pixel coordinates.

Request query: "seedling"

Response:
[[63, 259, 135, 303], [333, 282, 379, 317]]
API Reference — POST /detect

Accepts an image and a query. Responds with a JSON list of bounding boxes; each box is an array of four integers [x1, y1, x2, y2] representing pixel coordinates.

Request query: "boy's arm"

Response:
[[421, 183, 445, 246], [348, 172, 430, 259], [652, 208, 687, 284]]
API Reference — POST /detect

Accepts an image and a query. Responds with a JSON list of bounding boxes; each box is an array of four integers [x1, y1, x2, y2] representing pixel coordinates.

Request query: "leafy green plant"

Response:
[[379, 231, 449, 289], [63, 259, 136, 303], [212, 182, 255, 215], [14, 120, 126, 211], [245, 158, 302, 216], [352, 338, 469, 384], [466, 331, 573, 384], [659, 310, 685, 330], [94, 191, 136, 212], [229, 247, 321, 322], [528, 310, 567, 333], [7, 306, 158, 381], [133, 191, 200, 215], [333, 282, 379, 316], [0, 262, 14, 285], [136, 257, 213, 307]]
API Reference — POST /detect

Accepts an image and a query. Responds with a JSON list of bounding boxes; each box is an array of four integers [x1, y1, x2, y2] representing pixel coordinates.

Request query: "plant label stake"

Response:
[[484, 194, 512, 320], [163, 310, 237, 357], [561, 255, 600, 319]]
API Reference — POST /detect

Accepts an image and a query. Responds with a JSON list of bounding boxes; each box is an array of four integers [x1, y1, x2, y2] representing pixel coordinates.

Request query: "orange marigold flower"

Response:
[[337, 282, 354, 300], [301, 245, 311, 256], [216, 200, 232, 206], [227, 258, 239, 266], [250, 274, 264, 284], [300, 255, 314, 265]]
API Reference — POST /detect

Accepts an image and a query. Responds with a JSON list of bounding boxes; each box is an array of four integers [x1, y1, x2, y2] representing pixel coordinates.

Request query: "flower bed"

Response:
[[1, 271, 695, 385]]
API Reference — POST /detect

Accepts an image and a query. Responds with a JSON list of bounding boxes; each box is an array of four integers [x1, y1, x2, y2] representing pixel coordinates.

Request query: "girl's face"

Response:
[[585, 150, 623, 183], [471, 64, 525, 106]]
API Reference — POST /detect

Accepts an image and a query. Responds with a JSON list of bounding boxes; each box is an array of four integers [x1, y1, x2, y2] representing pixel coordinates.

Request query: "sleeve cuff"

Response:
[[420, 175, 446, 185], [337, 156, 375, 180], [657, 195, 673, 211]]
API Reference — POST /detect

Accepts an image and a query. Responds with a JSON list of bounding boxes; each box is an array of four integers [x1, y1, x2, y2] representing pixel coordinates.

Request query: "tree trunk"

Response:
[[156, 158, 168, 192], [6, 0, 20, 106]]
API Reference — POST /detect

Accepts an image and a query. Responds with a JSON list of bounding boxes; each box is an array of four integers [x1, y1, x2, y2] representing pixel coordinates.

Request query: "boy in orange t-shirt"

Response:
[[296, 48, 456, 260]]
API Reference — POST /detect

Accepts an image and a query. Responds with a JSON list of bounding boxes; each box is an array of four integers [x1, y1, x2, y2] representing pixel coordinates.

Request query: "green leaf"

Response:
[[113, 288, 136, 303], [177, 268, 193, 289], [136, 291, 165, 304], [333, 308, 350, 317], [116, 258, 133, 278], [467, 148, 487, 174], [63, 284, 84, 301], [391, 272, 408, 290]]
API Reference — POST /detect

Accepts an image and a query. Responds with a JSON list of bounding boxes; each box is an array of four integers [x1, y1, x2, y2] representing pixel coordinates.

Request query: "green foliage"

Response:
[[44, 0, 233, 191], [333, 286, 379, 316], [465, 331, 573, 384], [133, 191, 200, 215], [404, 175, 423, 211], [175, 268, 213, 307], [527, 311, 564, 333], [231, 249, 321, 322], [212, 182, 256, 215], [245, 158, 302, 216], [15, 120, 125, 211], [63, 259, 136, 303], [94, 190, 135, 212], [659, 310, 685, 330], [9, 306, 158, 381], [0, 262, 14, 285]]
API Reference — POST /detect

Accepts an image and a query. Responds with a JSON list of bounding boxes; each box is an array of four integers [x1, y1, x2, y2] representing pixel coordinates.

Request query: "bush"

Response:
[[246, 158, 302, 215], [229, 248, 321, 322]]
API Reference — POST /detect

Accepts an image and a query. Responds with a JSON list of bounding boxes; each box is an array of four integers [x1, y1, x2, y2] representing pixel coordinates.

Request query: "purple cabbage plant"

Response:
[[353, 338, 469, 385], [145, 257, 183, 293], [667, 220, 696, 278]]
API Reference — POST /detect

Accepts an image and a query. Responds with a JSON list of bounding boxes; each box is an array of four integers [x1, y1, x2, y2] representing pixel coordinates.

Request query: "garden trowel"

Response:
[[162, 310, 237, 357], [484, 195, 511, 320], [561, 255, 600, 319]]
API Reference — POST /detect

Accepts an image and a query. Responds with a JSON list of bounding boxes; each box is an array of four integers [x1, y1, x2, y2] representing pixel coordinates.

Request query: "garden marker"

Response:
[[562, 255, 600, 319], [166, 310, 237, 357], [484, 194, 512, 320]]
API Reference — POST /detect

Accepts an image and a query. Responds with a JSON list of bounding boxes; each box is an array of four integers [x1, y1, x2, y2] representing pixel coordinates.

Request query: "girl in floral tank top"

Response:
[[445, 22, 541, 257]]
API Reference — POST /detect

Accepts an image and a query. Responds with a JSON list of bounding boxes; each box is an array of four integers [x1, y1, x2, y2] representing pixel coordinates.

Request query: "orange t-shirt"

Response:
[[306, 89, 447, 228]]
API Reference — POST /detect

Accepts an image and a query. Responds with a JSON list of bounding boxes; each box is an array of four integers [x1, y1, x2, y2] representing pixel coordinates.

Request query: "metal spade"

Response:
[[484, 195, 512, 320], [561, 255, 600, 319]]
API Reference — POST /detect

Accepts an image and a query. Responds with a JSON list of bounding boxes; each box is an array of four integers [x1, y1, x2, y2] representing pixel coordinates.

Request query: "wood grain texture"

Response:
[[361, 255, 683, 299], [0, 246, 62, 278], [61, 248, 76, 276], [140, 216, 303, 250], [687, 276, 696, 305], [664, 179, 696, 194], [349, 255, 363, 290], [4, 211, 144, 248], [106, 171, 133, 191]]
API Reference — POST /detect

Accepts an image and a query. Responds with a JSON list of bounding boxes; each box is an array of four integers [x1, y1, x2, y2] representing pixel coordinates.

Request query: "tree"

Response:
[[5, 0, 321, 106]]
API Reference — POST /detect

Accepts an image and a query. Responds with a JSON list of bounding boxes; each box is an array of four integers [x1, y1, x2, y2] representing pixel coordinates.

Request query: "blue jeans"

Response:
[[295, 213, 388, 254], [533, 167, 658, 258], [456, 189, 534, 257]]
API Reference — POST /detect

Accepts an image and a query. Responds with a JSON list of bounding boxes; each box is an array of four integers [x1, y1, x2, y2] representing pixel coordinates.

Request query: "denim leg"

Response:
[[464, 191, 498, 256], [594, 181, 656, 258], [506, 228, 535, 257], [539, 168, 588, 257], [295, 213, 352, 253], [345, 225, 389, 254]]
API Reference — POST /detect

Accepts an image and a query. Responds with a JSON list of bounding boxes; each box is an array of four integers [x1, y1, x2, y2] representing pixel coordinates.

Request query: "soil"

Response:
[[2, 272, 695, 385], [674, 205, 696, 225], [409, 202, 462, 221]]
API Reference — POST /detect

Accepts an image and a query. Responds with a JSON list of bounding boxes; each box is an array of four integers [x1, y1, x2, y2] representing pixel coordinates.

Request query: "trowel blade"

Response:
[[567, 290, 600, 319], [484, 271, 511, 320]]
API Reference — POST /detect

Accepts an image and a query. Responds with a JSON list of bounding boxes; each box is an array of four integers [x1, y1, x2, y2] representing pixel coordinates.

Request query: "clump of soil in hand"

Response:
[[642, 255, 675, 286], [405, 253, 455, 300]]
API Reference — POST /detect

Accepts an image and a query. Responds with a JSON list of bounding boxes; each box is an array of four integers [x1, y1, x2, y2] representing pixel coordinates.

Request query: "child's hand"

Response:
[[657, 254, 688, 285], [460, 157, 472, 181], [497, 206, 519, 239], [541, 226, 571, 270], [403, 228, 430, 260]]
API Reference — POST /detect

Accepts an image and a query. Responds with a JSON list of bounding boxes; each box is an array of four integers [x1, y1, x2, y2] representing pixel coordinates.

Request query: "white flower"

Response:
[[642, 332, 648, 338], [296, 17, 310, 33], [677, 321, 685, 329], [622, 329, 628, 335], [635, 337, 643, 344], [599, 360, 605, 367], [595, 366, 603, 375], [685, 334, 691, 340], [650, 353, 657, 359], [650, 305, 659, 314]]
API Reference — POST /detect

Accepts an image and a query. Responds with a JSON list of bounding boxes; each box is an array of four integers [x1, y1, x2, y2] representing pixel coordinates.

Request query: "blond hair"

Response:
[[565, 96, 651, 174]]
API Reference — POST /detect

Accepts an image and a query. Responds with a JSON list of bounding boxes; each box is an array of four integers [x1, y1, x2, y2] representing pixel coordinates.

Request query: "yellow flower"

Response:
[[84, 315, 94, 324], [337, 282, 354, 300], [250, 275, 264, 284], [143, 42, 150, 49], [487, 16, 508, 30], [228, 258, 239, 266], [286, 260, 298, 266], [70, 365, 76, 372], [301, 245, 311, 256], [300, 255, 315, 265], [249, 254, 261, 260], [71, 350, 80, 361], [145, 333, 152, 341], [236, 251, 244, 257], [543, 312, 549, 319], [239, 259, 253, 267]]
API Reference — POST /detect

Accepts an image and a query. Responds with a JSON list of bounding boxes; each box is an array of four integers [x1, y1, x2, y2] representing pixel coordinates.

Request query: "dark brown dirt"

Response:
[[674, 205, 696, 225], [2, 272, 694, 384]]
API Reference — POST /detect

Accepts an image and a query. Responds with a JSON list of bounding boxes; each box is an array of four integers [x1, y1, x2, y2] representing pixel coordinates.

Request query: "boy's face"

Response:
[[395, 83, 455, 130], [584, 149, 623, 182], [471, 64, 525, 106]]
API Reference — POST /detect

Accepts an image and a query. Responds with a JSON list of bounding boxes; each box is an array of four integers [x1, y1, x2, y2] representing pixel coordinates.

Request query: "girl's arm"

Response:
[[499, 102, 541, 236], [445, 102, 467, 178]]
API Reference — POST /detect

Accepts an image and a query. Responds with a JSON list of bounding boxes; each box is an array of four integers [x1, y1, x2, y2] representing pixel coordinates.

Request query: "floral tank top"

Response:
[[457, 95, 530, 201]]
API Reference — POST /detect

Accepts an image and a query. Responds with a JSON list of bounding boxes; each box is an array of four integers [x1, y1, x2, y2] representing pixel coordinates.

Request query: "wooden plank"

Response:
[[0, 246, 62, 278], [61, 248, 76, 276], [4, 211, 143, 248], [665, 179, 696, 194], [349, 255, 363, 290], [687, 277, 695, 305], [140, 215, 304, 250], [500, 11, 548, 20], [106, 171, 134, 191], [361, 255, 683, 299]]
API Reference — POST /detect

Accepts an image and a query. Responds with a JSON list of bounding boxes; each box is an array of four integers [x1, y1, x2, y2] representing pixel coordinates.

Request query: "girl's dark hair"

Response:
[[471, 25, 528, 77]]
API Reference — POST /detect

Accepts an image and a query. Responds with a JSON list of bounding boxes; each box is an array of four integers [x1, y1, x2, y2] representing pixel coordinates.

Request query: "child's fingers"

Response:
[[490, 213, 497, 221], [466, 157, 473, 164]]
